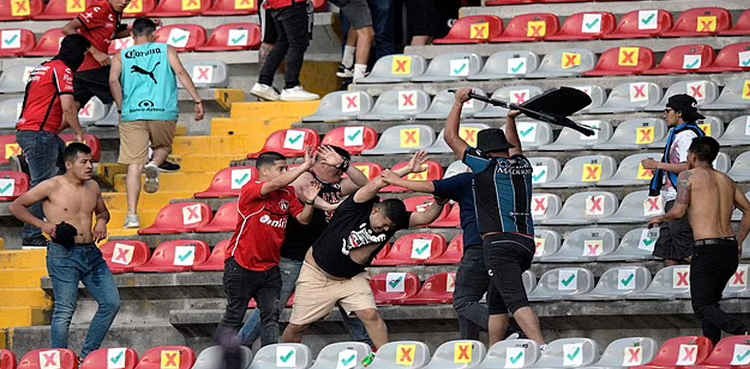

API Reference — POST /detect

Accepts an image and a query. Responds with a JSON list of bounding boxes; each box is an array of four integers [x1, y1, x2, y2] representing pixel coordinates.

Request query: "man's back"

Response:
[[686, 168, 737, 240], [119, 43, 178, 122]]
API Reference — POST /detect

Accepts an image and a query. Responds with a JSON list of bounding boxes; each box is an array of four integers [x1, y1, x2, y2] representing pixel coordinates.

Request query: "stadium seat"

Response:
[[434, 16, 503, 44], [80, 348, 138, 369], [727, 152, 750, 182], [490, 13, 560, 42], [585, 338, 659, 369], [318, 126, 378, 155], [597, 153, 662, 187], [628, 266, 692, 300], [468, 51, 539, 81], [135, 346, 195, 369], [0, 170, 28, 201], [523, 270, 538, 295], [32, 0, 91, 20], [473, 86, 543, 118], [411, 53, 483, 82], [584, 47, 655, 76], [202, 0, 257, 15], [0, 29, 35, 58], [588, 82, 662, 113], [644, 81, 719, 112], [195, 202, 237, 233], [132, 240, 210, 273], [531, 193, 563, 224], [357, 55, 427, 84], [403, 196, 450, 220], [599, 190, 663, 224], [526, 49, 597, 79], [720, 9, 750, 36], [425, 123, 491, 153], [309, 343, 371, 369], [546, 12, 616, 41], [694, 336, 750, 369], [0, 136, 20, 165], [121, 0, 156, 17], [247, 128, 320, 158], [357, 89, 431, 121], [643, 44, 716, 75], [155, 25, 207, 52], [539, 120, 613, 151], [733, 192, 750, 222], [194, 166, 257, 198], [416, 89, 488, 120], [193, 346, 252, 369], [0, 65, 37, 93], [108, 36, 134, 55], [661, 7, 732, 38], [698, 43, 750, 73], [701, 79, 750, 110], [59, 133, 101, 162], [403, 272, 456, 305], [0, 98, 22, 129], [539, 227, 617, 263], [18, 349, 77, 369], [533, 229, 562, 260], [540, 155, 616, 188], [541, 191, 618, 226], [722, 265, 750, 299], [371, 243, 392, 266], [248, 344, 311, 369], [361, 125, 436, 155], [369, 342, 430, 369], [180, 61, 229, 88], [420, 341, 485, 369], [0, 0, 43, 20], [629, 337, 712, 368], [597, 119, 668, 151], [530, 338, 600, 368], [375, 233, 447, 266], [303, 91, 374, 123], [426, 234, 463, 265], [714, 152, 731, 174], [443, 161, 471, 179], [347, 163, 383, 181], [602, 10, 673, 40], [429, 204, 460, 228], [138, 202, 213, 234], [146, 0, 209, 17], [528, 157, 561, 187], [718, 116, 750, 146], [477, 339, 541, 369], [100, 241, 151, 274], [598, 228, 659, 262], [24, 29, 64, 57], [511, 121, 553, 151], [688, 116, 725, 139], [528, 269, 595, 301], [194, 23, 260, 51], [74, 97, 109, 126], [370, 272, 420, 305], [0, 349, 15, 369], [192, 239, 231, 272], [572, 266, 652, 301]]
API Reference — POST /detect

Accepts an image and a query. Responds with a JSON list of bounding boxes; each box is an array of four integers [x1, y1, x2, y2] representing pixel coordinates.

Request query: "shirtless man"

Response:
[[10, 143, 119, 362], [648, 136, 750, 345]]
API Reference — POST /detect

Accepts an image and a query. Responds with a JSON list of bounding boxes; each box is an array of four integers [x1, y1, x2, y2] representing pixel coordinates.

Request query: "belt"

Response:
[[694, 237, 736, 246]]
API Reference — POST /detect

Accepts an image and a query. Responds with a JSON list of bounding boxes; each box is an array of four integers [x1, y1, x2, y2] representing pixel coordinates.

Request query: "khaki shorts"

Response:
[[289, 260, 375, 325], [118, 120, 177, 165]]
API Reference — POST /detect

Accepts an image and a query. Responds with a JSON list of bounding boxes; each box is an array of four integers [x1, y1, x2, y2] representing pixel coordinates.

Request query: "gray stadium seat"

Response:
[[92, 104, 120, 127], [369, 341, 430, 369], [303, 91, 374, 122], [193, 346, 253, 369], [424, 341, 486, 369], [411, 53, 483, 82], [572, 266, 652, 301], [358, 89, 430, 121], [473, 86, 543, 119], [526, 49, 597, 79], [181, 61, 229, 88], [514, 121, 554, 151], [596, 118, 668, 150], [540, 155, 616, 188], [529, 157, 561, 188], [644, 80, 719, 112], [523, 270, 537, 295], [0, 65, 36, 93], [533, 229, 562, 261], [539, 120, 613, 152], [722, 264, 750, 299], [583, 338, 659, 369], [588, 82, 662, 114], [416, 89, 488, 120], [528, 338, 600, 368], [714, 152, 731, 174], [732, 192, 750, 222], [361, 125, 436, 155], [718, 116, 750, 146], [78, 97, 109, 125], [357, 55, 427, 84], [478, 340, 541, 369], [599, 190, 662, 224], [540, 227, 617, 263], [598, 153, 663, 187], [426, 123, 491, 153], [528, 268, 595, 301], [728, 151, 750, 182], [248, 344, 313, 369], [702, 78, 750, 110], [467, 51, 540, 81], [0, 98, 23, 129], [531, 193, 563, 224], [309, 342, 371, 369], [444, 161, 471, 179], [598, 228, 659, 262], [627, 266, 691, 300], [540, 191, 618, 226], [565, 85, 606, 114]]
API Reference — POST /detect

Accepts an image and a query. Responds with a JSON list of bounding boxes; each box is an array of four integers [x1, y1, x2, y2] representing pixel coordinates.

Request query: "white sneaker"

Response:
[[123, 215, 140, 229], [143, 163, 159, 194], [280, 86, 319, 101], [250, 83, 280, 101], [336, 63, 354, 78]]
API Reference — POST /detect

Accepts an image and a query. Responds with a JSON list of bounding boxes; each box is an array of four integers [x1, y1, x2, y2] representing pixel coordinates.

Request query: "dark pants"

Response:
[[258, 1, 310, 89], [484, 233, 535, 315], [453, 246, 490, 339], [341, 0, 397, 60], [691, 239, 748, 344], [654, 200, 694, 262]]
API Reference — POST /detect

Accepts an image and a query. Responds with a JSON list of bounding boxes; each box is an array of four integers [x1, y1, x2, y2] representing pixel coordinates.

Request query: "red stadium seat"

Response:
[[381, 161, 444, 193], [0, 29, 35, 58], [195, 166, 257, 198], [81, 348, 138, 369], [429, 203, 460, 228], [59, 133, 101, 162], [0, 171, 29, 202], [312, 0, 325, 11], [584, 46, 655, 76], [403, 272, 456, 305], [194, 23, 260, 51], [643, 44, 716, 75], [100, 241, 151, 274], [247, 128, 320, 159], [426, 234, 463, 265], [121, 0, 155, 17], [403, 196, 450, 220], [374, 233, 447, 266], [546, 12, 616, 41], [109, 37, 134, 55], [195, 202, 238, 233], [433, 16, 503, 44], [24, 28, 64, 57], [489, 13, 560, 43], [132, 240, 210, 273], [0, 0, 43, 21], [720, 9, 750, 36], [602, 10, 673, 40], [370, 243, 391, 266], [699, 42, 750, 73], [661, 8, 732, 38], [0, 136, 21, 165], [320, 126, 378, 155], [632, 336, 713, 369], [202, 0, 257, 16], [154, 25, 207, 52], [249, 294, 294, 308], [370, 272, 420, 305], [134, 346, 195, 369], [192, 239, 231, 272], [146, 0, 208, 17], [694, 336, 750, 369], [539, 0, 586, 3], [0, 349, 16, 369], [486, 0, 536, 5], [138, 202, 213, 235], [345, 163, 383, 181], [18, 349, 77, 369], [32, 0, 91, 20]]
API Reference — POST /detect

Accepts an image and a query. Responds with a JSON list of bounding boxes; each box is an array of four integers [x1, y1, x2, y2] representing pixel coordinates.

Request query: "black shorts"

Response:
[[653, 200, 694, 261], [484, 233, 535, 315], [261, 0, 314, 44], [404, 0, 441, 38], [74, 66, 114, 106]]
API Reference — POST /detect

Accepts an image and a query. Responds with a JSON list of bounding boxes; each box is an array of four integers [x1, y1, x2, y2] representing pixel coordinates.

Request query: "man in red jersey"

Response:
[[15, 34, 91, 247]]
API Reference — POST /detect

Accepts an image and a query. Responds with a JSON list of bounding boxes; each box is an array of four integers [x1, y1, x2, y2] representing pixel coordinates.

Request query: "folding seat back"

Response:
[[319, 126, 378, 155], [573, 266, 651, 301], [146, 0, 209, 17], [722, 265, 749, 298], [474, 86, 543, 118], [727, 151, 750, 182], [646, 81, 718, 112], [135, 346, 195, 369], [33, 0, 91, 20], [428, 203, 459, 228], [378, 233, 447, 265], [100, 241, 151, 273], [0, 0, 43, 20], [423, 341, 486, 369], [631, 337, 712, 367], [74, 97, 108, 126], [25, 28, 64, 57], [309, 343, 371, 369], [599, 190, 663, 224], [0, 65, 36, 93], [195, 23, 260, 51], [696, 116, 724, 138], [132, 240, 210, 272], [369, 342, 430, 369], [530, 193, 562, 223], [109, 36, 134, 55], [530, 338, 600, 367], [370, 243, 392, 266], [702, 78, 750, 110], [247, 128, 320, 158], [541, 191, 618, 225], [597, 153, 662, 187], [532, 229, 561, 260], [138, 202, 213, 234], [347, 163, 383, 181], [426, 123, 490, 153], [719, 115, 750, 146], [662, 8, 732, 37], [361, 125, 435, 155], [412, 53, 483, 82], [0, 349, 15, 369], [154, 25, 207, 52], [491, 13, 560, 42], [303, 91, 374, 123], [701, 336, 750, 366], [180, 61, 229, 88], [584, 47, 655, 76], [541, 120, 613, 151], [403, 196, 450, 219], [81, 348, 138, 369], [357, 55, 427, 84], [644, 44, 716, 75], [427, 234, 463, 265], [444, 161, 470, 179], [193, 346, 252, 369], [547, 12, 616, 40], [192, 239, 231, 272], [522, 270, 537, 294], [734, 192, 750, 222], [18, 349, 77, 369], [358, 89, 431, 121], [121, 0, 156, 17], [0, 98, 23, 129], [700, 42, 750, 73], [202, 0, 257, 16], [509, 121, 553, 151], [194, 166, 257, 198], [529, 268, 595, 301], [589, 338, 659, 367], [434, 16, 503, 44], [468, 51, 540, 81], [589, 83, 662, 113], [597, 119, 668, 151], [370, 272, 420, 304], [599, 228, 658, 262], [602, 10, 673, 39], [720, 9, 750, 36], [527, 49, 597, 78], [0, 29, 35, 57], [417, 89, 487, 120], [628, 266, 691, 300], [196, 201, 238, 233], [404, 272, 457, 304], [540, 227, 617, 262], [59, 133, 101, 162], [479, 339, 541, 369], [540, 155, 616, 188], [528, 157, 561, 187], [0, 135, 20, 165]]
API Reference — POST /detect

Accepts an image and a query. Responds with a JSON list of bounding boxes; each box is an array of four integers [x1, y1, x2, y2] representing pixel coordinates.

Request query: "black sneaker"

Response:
[[22, 236, 48, 247], [159, 161, 181, 172], [10, 155, 29, 175], [336, 63, 353, 78]]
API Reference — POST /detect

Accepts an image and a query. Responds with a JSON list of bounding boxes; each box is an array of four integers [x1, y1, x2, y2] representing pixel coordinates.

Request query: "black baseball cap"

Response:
[[476, 128, 514, 153], [666, 94, 705, 122]]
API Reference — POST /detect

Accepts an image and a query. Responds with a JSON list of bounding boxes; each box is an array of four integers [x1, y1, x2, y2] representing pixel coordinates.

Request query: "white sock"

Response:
[[342, 45, 356, 68], [353, 64, 367, 79]]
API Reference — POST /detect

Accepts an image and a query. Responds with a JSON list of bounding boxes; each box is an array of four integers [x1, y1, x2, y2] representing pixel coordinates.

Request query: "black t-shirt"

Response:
[[312, 196, 397, 279]]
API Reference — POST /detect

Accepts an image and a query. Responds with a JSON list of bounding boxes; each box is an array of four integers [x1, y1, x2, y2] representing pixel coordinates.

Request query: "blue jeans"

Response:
[[16, 131, 66, 241], [238, 257, 373, 347], [47, 242, 121, 357], [453, 246, 490, 339], [342, 0, 396, 60]]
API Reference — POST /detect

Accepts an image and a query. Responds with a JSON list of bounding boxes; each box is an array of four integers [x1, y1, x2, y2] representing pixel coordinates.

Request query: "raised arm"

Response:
[[445, 88, 471, 160], [647, 170, 692, 228], [409, 197, 449, 227], [353, 151, 428, 203], [294, 181, 321, 225], [505, 110, 523, 157], [167, 46, 204, 121], [317, 145, 368, 195], [734, 186, 750, 254], [260, 148, 317, 196], [380, 169, 436, 193], [9, 180, 58, 237], [108, 53, 124, 111]]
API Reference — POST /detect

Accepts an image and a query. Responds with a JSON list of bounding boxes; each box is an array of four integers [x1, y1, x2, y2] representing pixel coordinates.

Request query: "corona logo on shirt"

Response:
[[260, 214, 288, 229]]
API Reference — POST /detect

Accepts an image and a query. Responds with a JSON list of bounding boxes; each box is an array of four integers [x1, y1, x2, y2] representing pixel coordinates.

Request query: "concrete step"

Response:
[[108, 210, 160, 233], [0, 306, 50, 328], [103, 191, 196, 213], [113, 172, 215, 193], [172, 135, 258, 158], [180, 155, 240, 174], [0, 250, 46, 270], [0, 268, 46, 288], [210, 117, 302, 137], [230, 101, 321, 120], [0, 288, 51, 308]]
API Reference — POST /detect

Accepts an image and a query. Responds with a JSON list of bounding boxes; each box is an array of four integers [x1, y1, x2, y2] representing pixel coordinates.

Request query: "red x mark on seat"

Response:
[[585, 166, 600, 180], [7, 144, 22, 156], [530, 25, 544, 37], [345, 96, 358, 109], [185, 206, 200, 221], [676, 271, 689, 287], [42, 353, 57, 367], [646, 197, 660, 212], [463, 130, 476, 144], [400, 348, 413, 362], [164, 352, 178, 367], [534, 198, 547, 212], [734, 270, 745, 285], [587, 244, 600, 254], [639, 129, 652, 142], [404, 131, 417, 144], [699, 20, 713, 32], [473, 26, 487, 38], [457, 346, 471, 360], [689, 85, 703, 99], [402, 94, 414, 107], [622, 51, 636, 64], [79, 104, 92, 116], [564, 54, 578, 67], [589, 197, 603, 212], [410, 171, 425, 180], [681, 347, 696, 362], [513, 93, 527, 104], [633, 85, 646, 98], [627, 348, 640, 364], [197, 67, 210, 80], [114, 248, 131, 263], [14, 0, 28, 12], [395, 60, 408, 73], [238, 0, 251, 4], [69, 0, 82, 8]]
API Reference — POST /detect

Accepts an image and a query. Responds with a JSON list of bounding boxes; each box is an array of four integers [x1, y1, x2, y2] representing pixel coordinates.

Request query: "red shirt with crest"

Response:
[[17, 60, 74, 133], [76, 0, 121, 72]]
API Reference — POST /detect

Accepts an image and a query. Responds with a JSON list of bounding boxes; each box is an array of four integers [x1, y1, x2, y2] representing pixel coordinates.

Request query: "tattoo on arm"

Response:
[[676, 170, 692, 205]]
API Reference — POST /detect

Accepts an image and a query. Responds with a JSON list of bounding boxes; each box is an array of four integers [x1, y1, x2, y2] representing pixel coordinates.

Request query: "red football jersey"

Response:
[[76, 0, 121, 72], [17, 60, 75, 133]]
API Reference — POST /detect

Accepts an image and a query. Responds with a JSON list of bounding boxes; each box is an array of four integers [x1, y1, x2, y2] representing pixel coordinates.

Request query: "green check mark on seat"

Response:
[[280, 351, 294, 363], [0, 183, 11, 194], [685, 59, 700, 69], [3, 34, 18, 45], [532, 170, 546, 182], [640, 14, 655, 25], [509, 352, 524, 364], [230, 33, 246, 45], [171, 35, 187, 44], [621, 273, 635, 286], [511, 62, 525, 73], [415, 244, 430, 255], [520, 127, 535, 137], [347, 130, 361, 142], [453, 63, 467, 75], [342, 354, 356, 366], [742, 58, 750, 67], [178, 250, 193, 262], [643, 238, 656, 246], [288, 134, 303, 145], [561, 274, 575, 286], [110, 351, 124, 364], [567, 348, 581, 361], [234, 173, 249, 186], [388, 277, 403, 288], [736, 350, 750, 363], [585, 18, 600, 29]]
